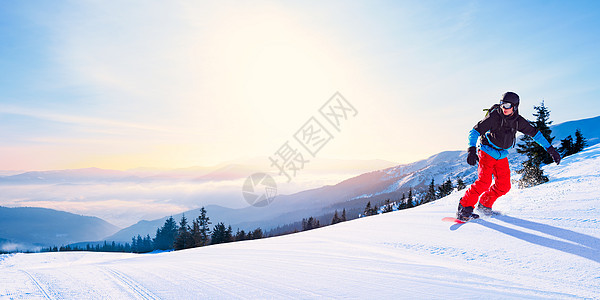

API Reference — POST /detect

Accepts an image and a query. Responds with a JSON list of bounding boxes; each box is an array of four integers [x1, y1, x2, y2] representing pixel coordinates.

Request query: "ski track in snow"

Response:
[[101, 267, 160, 300], [21, 270, 59, 300], [2, 144, 600, 299]]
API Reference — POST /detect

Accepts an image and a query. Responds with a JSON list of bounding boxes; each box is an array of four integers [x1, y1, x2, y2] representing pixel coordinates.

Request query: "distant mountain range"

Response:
[[0, 159, 398, 184], [0, 206, 119, 250], [105, 150, 478, 242], [0, 168, 140, 184], [550, 115, 600, 146], [2, 115, 598, 248], [105, 114, 600, 241]]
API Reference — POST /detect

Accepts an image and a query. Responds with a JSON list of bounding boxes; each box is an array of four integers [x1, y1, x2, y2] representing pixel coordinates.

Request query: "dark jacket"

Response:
[[473, 107, 538, 149], [467, 106, 551, 160]]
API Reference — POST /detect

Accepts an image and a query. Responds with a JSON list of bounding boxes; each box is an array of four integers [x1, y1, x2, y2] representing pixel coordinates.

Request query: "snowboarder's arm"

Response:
[[532, 131, 551, 149], [517, 116, 551, 149], [518, 115, 560, 164], [467, 126, 482, 166], [468, 129, 480, 147]]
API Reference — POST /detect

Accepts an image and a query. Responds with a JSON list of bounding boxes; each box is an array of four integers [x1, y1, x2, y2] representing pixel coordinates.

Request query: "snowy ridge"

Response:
[[352, 150, 478, 200], [366, 112, 600, 200], [1, 144, 599, 298], [550, 115, 600, 146]]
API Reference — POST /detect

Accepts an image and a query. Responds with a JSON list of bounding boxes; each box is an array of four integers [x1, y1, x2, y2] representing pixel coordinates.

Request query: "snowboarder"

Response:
[[456, 92, 561, 221]]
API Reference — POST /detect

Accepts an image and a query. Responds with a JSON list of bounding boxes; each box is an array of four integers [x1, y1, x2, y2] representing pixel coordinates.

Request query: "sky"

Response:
[[1, 0, 600, 172]]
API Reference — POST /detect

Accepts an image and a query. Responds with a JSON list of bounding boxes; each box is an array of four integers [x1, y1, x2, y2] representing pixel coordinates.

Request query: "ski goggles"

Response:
[[500, 102, 514, 109]]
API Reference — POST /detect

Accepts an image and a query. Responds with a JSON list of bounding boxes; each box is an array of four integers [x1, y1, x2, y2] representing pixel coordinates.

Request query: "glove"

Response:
[[467, 146, 478, 166], [547, 146, 561, 165]]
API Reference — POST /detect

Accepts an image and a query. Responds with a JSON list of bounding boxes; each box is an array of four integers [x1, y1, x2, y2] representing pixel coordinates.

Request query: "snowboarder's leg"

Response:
[[460, 151, 494, 208], [479, 157, 511, 208]]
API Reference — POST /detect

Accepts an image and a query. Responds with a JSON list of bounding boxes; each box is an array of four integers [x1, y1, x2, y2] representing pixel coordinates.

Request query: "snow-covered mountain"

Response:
[[349, 113, 600, 202], [550, 114, 600, 145], [105, 151, 475, 241], [105, 115, 600, 241], [2, 143, 599, 298], [2, 115, 598, 246]]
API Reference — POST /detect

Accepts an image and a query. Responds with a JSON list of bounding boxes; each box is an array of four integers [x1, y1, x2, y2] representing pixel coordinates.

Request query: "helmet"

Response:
[[501, 92, 519, 109]]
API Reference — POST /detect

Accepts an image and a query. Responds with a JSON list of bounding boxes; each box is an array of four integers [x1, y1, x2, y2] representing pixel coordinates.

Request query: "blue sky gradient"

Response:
[[1, 1, 599, 171]]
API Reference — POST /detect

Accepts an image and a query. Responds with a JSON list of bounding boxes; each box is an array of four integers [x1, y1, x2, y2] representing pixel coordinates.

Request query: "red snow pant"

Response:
[[460, 150, 511, 208]]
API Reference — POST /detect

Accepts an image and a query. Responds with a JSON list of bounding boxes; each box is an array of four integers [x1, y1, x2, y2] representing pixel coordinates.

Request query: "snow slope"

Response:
[[1, 145, 600, 299]]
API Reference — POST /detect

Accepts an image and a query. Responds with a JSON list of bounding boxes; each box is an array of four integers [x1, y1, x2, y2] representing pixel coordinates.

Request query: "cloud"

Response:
[[0, 166, 373, 228], [0, 180, 246, 228], [0, 242, 40, 253], [0, 104, 172, 133]]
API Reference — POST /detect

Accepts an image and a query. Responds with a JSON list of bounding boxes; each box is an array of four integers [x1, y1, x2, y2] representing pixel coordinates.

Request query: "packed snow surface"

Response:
[[2, 144, 600, 299]]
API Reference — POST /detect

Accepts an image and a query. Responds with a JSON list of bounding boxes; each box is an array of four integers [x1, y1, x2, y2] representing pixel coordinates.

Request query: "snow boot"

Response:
[[477, 203, 493, 217], [456, 202, 479, 221]]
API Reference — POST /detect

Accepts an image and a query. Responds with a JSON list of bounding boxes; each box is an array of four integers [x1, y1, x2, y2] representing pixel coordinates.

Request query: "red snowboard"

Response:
[[442, 216, 477, 224]]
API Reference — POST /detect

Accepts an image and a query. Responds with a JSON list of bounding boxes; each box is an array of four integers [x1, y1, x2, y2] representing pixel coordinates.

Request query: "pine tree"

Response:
[[438, 179, 454, 198], [382, 199, 394, 213], [398, 193, 406, 210], [225, 225, 234, 243], [136, 236, 143, 252], [131, 236, 138, 253], [174, 214, 193, 250], [191, 218, 202, 246], [518, 160, 548, 188], [211, 222, 228, 244], [341, 209, 347, 222], [364, 201, 373, 216], [437, 179, 445, 198], [303, 217, 319, 230], [251, 228, 263, 239], [143, 235, 153, 252], [558, 135, 575, 157], [516, 100, 555, 165], [153, 228, 161, 250], [331, 210, 342, 225], [235, 229, 246, 241], [456, 178, 466, 190], [516, 101, 555, 188], [195, 207, 211, 246], [211, 223, 222, 244], [154, 216, 178, 250], [424, 179, 436, 203], [573, 129, 588, 153], [406, 188, 414, 208]]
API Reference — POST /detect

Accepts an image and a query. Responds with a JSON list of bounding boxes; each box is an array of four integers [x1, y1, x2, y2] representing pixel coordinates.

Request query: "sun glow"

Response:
[[201, 6, 347, 109], [159, 6, 357, 170]]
